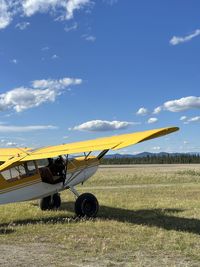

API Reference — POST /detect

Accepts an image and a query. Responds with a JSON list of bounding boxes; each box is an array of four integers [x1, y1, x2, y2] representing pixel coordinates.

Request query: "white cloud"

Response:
[[103, 0, 118, 5], [170, 29, 200, 45], [71, 120, 137, 131], [5, 141, 17, 146], [64, 22, 78, 32], [32, 77, 82, 89], [0, 0, 91, 29], [15, 21, 30, 30], [181, 116, 200, 124], [153, 106, 162, 114], [84, 35, 96, 42], [22, 0, 90, 19], [51, 54, 59, 59], [41, 46, 50, 51], [152, 146, 161, 151], [65, 0, 90, 20], [136, 107, 148, 116], [154, 96, 200, 113], [0, 0, 12, 29], [147, 117, 158, 124], [163, 96, 200, 112], [187, 116, 200, 123], [180, 116, 187, 121], [0, 125, 57, 132], [0, 77, 82, 112], [11, 59, 18, 64], [87, 36, 96, 42], [0, 139, 17, 147]]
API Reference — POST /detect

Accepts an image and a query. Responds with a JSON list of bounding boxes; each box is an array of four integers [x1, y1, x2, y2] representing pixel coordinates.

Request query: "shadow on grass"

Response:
[[0, 228, 15, 235], [1, 202, 200, 235], [62, 202, 200, 235]]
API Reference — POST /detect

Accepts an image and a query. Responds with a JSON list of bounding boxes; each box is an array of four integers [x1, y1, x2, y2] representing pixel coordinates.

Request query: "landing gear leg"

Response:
[[39, 193, 61, 210]]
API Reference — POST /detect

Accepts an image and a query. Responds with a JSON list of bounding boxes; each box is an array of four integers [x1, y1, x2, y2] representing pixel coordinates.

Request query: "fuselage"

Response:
[[0, 156, 99, 205]]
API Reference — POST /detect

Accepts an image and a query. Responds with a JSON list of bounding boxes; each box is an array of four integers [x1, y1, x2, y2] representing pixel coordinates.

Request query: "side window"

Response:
[[1, 169, 12, 180], [1, 161, 38, 181], [26, 161, 37, 176], [37, 159, 49, 168]]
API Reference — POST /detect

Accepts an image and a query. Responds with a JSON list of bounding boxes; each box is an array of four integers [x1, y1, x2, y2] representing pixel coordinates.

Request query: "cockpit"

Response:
[[37, 156, 66, 184]]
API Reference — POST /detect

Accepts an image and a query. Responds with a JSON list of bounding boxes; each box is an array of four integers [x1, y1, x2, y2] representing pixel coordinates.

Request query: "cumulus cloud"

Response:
[[71, 120, 137, 132], [0, 0, 91, 29], [0, 125, 57, 132], [0, 77, 82, 112], [0, 0, 12, 29], [22, 0, 91, 19], [153, 106, 162, 114], [154, 96, 200, 113], [170, 29, 200, 45], [136, 107, 148, 116], [147, 117, 158, 124]]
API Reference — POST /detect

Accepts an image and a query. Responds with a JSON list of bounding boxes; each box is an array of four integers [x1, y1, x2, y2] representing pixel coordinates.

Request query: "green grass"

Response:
[[1, 164, 200, 266]]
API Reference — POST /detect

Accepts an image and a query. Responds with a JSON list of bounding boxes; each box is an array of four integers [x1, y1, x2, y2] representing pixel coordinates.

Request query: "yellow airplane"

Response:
[[0, 126, 179, 217]]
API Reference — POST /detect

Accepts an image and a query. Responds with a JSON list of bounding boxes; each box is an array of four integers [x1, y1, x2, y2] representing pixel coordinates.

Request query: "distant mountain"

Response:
[[105, 152, 200, 159]]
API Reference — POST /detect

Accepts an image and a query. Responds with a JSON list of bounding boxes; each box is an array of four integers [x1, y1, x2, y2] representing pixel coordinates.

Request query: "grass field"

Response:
[[1, 164, 200, 266]]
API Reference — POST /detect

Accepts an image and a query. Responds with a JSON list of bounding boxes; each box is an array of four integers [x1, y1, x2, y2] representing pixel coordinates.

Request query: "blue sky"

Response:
[[0, 0, 199, 154]]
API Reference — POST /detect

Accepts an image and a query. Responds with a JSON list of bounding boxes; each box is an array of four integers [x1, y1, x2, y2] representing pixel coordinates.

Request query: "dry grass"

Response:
[[1, 164, 200, 266]]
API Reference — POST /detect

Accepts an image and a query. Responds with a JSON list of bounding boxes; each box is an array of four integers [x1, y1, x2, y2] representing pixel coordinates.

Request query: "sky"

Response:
[[0, 0, 199, 154]]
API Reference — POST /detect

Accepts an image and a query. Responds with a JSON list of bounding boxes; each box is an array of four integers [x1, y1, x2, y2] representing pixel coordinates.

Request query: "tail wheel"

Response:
[[39, 193, 61, 210], [75, 193, 99, 218]]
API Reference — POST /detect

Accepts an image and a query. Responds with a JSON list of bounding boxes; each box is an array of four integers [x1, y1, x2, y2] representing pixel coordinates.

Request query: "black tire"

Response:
[[39, 196, 52, 210], [75, 193, 99, 218], [39, 194, 61, 210], [52, 193, 61, 209]]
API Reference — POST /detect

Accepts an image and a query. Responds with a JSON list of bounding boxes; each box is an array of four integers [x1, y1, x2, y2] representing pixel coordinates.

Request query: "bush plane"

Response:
[[0, 126, 179, 217]]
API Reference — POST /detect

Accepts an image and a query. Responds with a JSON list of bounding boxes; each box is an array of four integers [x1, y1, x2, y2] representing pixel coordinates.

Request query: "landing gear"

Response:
[[39, 193, 61, 210], [75, 193, 99, 218]]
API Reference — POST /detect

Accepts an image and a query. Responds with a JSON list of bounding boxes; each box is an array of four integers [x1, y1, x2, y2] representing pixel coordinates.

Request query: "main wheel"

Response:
[[39, 193, 61, 210], [75, 193, 99, 218], [39, 196, 52, 210], [52, 193, 61, 209]]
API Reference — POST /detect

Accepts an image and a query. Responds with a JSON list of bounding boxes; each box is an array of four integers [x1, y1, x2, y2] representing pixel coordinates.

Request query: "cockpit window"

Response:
[[37, 159, 49, 168], [1, 161, 38, 182]]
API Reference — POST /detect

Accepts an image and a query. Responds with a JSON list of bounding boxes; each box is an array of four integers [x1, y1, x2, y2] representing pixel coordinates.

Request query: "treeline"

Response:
[[101, 154, 200, 164]]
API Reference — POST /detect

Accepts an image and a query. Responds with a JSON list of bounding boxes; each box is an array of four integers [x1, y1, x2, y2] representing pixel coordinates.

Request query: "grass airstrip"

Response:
[[1, 164, 200, 266]]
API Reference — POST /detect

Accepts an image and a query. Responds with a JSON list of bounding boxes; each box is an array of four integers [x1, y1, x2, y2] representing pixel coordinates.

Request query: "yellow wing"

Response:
[[22, 126, 179, 160], [0, 126, 179, 171], [0, 148, 31, 162]]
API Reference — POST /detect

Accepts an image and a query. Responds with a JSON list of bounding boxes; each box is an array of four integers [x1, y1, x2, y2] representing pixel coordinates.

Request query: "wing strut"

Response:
[[63, 154, 69, 186], [97, 149, 109, 160]]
